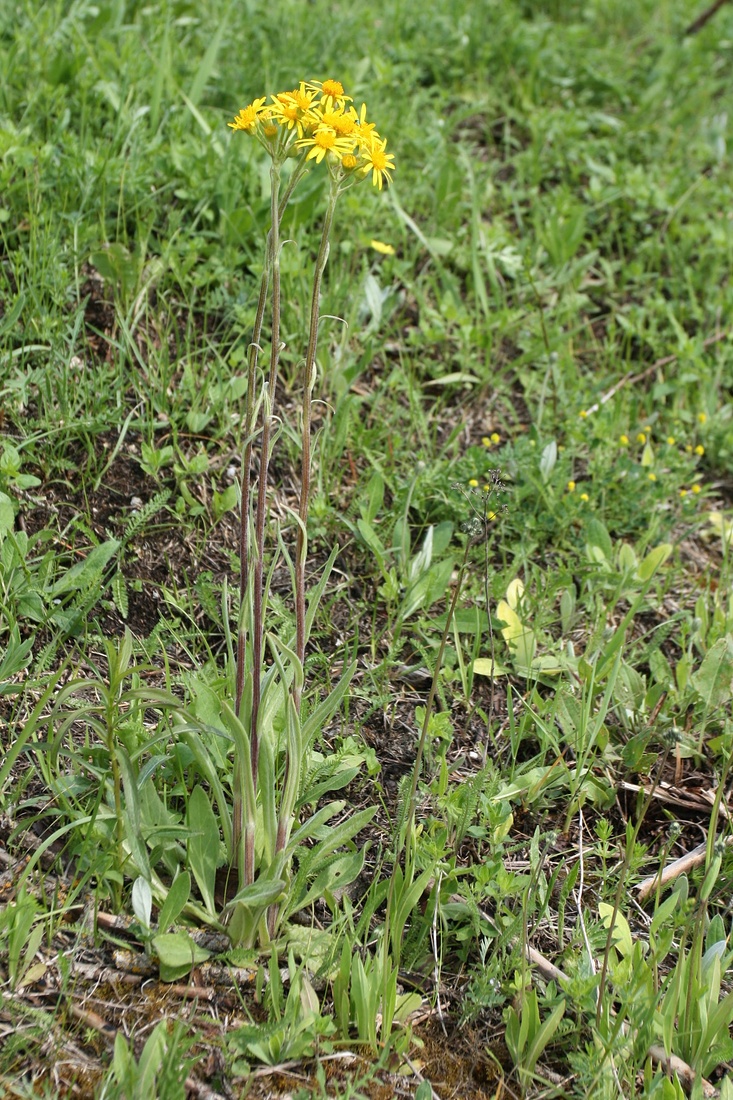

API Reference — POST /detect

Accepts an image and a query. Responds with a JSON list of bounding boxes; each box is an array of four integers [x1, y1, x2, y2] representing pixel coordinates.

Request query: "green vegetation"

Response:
[[2, 0, 733, 1096]]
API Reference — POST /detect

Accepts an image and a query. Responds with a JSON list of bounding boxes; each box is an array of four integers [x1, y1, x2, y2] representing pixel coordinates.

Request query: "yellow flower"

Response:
[[567, 480, 576, 492], [692, 483, 702, 494], [619, 434, 629, 446], [355, 102, 379, 144], [680, 489, 688, 498], [290, 83, 318, 112], [490, 432, 501, 444], [229, 97, 268, 132], [685, 445, 693, 454], [647, 472, 657, 482], [305, 78, 352, 108], [296, 128, 355, 164], [643, 424, 651, 433], [695, 445, 705, 456], [268, 94, 305, 132], [322, 78, 347, 100], [666, 436, 676, 445], [579, 493, 589, 502], [342, 154, 358, 170], [487, 511, 497, 520], [481, 436, 491, 447], [579, 410, 587, 419], [636, 432, 646, 444], [360, 135, 395, 190], [370, 239, 395, 254], [698, 412, 708, 425], [468, 478, 479, 488]]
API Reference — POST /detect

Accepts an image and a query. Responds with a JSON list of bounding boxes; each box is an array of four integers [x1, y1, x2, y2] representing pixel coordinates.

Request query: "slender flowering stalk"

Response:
[[294, 176, 340, 698], [228, 78, 394, 928]]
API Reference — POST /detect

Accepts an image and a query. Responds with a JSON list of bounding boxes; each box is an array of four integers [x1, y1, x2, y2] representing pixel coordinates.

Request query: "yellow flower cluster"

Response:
[[229, 78, 395, 190]]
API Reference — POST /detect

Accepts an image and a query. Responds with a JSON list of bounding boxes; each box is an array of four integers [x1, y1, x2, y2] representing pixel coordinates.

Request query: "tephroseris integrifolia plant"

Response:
[[228, 79, 394, 927]]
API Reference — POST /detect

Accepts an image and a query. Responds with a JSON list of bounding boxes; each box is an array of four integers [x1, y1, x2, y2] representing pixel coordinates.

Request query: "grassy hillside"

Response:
[[2, 1, 733, 1096]]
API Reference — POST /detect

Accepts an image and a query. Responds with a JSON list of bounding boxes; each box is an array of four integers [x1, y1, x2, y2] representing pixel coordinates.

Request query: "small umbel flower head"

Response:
[[230, 79, 395, 188]]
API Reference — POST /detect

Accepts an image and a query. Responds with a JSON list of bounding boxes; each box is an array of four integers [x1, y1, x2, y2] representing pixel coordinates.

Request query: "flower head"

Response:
[[229, 98, 268, 133], [297, 128, 355, 164], [360, 135, 395, 190]]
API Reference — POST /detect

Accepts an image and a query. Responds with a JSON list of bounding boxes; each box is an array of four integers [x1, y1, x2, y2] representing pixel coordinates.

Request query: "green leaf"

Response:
[[186, 786, 220, 916], [692, 637, 733, 711], [50, 539, 120, 596], [599, 903, 634, 957], [213, 483, 238, 519], [157, 871, 191, 932], [637, 543, 672, 581], [0, 492, 16, 536], [112, 569, 128, 620], [585, 518, 613, 563], [152, 932, 210, 982]]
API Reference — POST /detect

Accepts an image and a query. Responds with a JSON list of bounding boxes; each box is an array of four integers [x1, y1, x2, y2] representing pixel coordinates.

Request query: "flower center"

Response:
[[322, 79, 344, 98], [314, 130, 337, 149]]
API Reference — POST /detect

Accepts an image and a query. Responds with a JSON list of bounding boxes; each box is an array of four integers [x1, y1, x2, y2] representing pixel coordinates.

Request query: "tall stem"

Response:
[[294, 180, 339, 711], [235, 162, 306, 719], [239, 162, 282, 887]]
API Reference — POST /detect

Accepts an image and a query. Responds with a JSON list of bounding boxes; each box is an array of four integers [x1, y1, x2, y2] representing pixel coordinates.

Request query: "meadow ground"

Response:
[[2, 1, 733, 1097]]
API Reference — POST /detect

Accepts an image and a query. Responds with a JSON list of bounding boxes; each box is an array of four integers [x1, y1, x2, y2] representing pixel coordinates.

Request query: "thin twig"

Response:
[[582, 330, 728, 417], [685, 0, 730, 35]]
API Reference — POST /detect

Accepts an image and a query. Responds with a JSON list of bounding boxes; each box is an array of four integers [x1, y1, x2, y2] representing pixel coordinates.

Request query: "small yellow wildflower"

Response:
[[468, 478, 479, 488], [487, 511, 497, 521], [289, 83, 318, 112], [322, 78, 346, 99], [370, 239, 394, 254], [481, 436, 491, 447], [637, 432, 647, 444], [647, 472, 657, 482], [698, 412, 708, 425], [483, 484, 491, 492], [692, 483, 702, 494], [296, 128, 355, 164], [619, 434, 629, 446], [685, 445, 693, 454], [579, 410, 587, 419], [666, 436, 676, 445], [643, 424, 652, 433], [360, 135, 395, 190], [490, 432, 501, 445], [268, 93, 305, 132], [580, 492, 590, 502], [355, 102, 378, 144], [567, 480, 576, 492], [229, 97, 268, 132], [342, 154, 358, 170], [680, 489, 688, 498], [695, 444, 705, 456]]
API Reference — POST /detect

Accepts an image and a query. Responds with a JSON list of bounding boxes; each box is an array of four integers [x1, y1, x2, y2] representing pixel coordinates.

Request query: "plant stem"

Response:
[[293, 179, 339, 710], [233, 157, 309, 879], [242, 160, 282, 887]]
